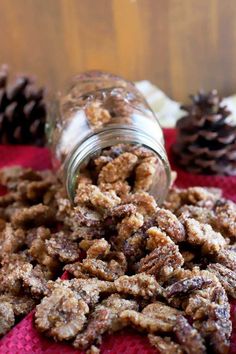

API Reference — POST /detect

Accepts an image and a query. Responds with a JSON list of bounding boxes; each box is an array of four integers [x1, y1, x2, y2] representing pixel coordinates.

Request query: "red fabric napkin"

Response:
[[0, 128, 236, 354]]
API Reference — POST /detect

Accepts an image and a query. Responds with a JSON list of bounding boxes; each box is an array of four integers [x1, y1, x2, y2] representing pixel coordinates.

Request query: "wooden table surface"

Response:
[[0, 0, 235, 101]]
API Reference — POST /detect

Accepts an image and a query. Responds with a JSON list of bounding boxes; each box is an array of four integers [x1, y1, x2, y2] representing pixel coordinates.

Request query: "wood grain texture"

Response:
[[0, 0, 236, 101]]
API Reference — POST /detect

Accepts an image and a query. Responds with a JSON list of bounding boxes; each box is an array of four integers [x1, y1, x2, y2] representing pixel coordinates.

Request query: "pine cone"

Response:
[[0, 65, 46, 146], [172, 90, 236, 175]]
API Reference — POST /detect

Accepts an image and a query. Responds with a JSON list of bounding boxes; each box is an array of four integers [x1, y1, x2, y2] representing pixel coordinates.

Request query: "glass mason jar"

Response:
[[47, 71, 171, 204]]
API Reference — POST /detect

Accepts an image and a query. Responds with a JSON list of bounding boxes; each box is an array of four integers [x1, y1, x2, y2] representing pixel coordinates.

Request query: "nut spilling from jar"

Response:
[[77, 143, 160, 201], [0, 160, 236, 354]]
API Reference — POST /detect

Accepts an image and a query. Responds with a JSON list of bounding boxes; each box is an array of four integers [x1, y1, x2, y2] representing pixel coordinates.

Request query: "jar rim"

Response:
[[65, 126, 171, 205]]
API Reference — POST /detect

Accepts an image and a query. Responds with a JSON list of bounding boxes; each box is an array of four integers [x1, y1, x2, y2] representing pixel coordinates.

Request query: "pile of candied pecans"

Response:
[[0, 144, 236, 354]]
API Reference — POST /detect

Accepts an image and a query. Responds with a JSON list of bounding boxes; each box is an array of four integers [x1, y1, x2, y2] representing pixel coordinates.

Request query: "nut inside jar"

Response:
[[74, 143, 166, 205], [48, 71, 171, 203]]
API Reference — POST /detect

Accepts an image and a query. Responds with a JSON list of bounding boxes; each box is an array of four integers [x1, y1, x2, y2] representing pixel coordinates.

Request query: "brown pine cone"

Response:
[[172, 90, 236, 175], [0, 65, 46, 146]]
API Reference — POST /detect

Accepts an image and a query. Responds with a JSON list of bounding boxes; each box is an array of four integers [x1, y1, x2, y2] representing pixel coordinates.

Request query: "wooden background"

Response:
[[0, 0, 236, 101]]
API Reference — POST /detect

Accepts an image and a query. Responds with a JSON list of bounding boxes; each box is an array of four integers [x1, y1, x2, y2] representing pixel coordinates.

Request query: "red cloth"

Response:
[[0, 128, 236, 354]]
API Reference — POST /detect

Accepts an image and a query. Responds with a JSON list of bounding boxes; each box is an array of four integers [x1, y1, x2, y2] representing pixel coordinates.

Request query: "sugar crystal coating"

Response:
[[0, 148, 235, 354]]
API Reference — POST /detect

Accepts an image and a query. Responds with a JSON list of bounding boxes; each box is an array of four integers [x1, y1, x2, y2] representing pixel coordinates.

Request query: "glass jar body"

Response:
[[47, 71, 171, 203]]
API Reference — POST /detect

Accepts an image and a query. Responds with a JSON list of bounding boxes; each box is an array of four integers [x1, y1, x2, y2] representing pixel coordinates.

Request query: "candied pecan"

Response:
[[164, 187, 220, 212], [198, 287, 231, 354], [139, 229, 184, 282], [72, 278, 116, 306], [138, 245, 183, 281], [79, 245, 126, 281], [148, 334, 184, 354], [22, 264, 50, 297], [64, 262, 90, 279], [35, 287, 89, 340], [48, 278, 116, 308], [120, 301, 182, 333], [163, 188, 184, 212], [0, 302, 15, 337], [0, 223, 25, 257], [99, 181, 131, 199], [184, 187, 221, 208], [29, 234, 59, 272], [43, 185, 58, 207], [134, 156, 157, 192], [117, 212, 144, 241], [20, 168, 42, 181], [102, 144, 127, 158], [17, 179, 52, 202], [207, 263, 236, 298], [165, 268, 197, 285], [155, 208, 186, 243], [85, 101, 111, 128], [0, 166, 24, 186], [70, 226, 106, 241], [185, 218, 226, 254], [93, 156, 113, 174], [3, 201, 27, 222], [146, 226, 172, 250], [215, 248, 236, 271], [12, 204, 55, 228], [213, 200, 236, 238], [200, 321, 230, 354], [174, 316, 206, 354], [74, 184, 95, 205], [0, 256, 32, 295], [106, 203, 136, 219], [77, 172, 93, 186], [104, 92, 134, 117], [185, 283, 220, 320], [0, 294, 36, 316], [123, 231, 146, 264], [72, 205, 102, 228], [90, 189, 121, 210], [105, 251, 127, 270], [75, 184, 121, 210], [39, 170, 58, 184], [165, 274, 213, 299], [85, 238, 110, 259], [81, 258, 124, 281], [26, 180, 53, 201], [25, 226, 50, 248], [74, 184, 99, 206], [128, 145, 154, 159], [79, 239, 100, 251], [45, 232, 80, 263], [124, 191, 157, 216], [114, 273, 162, 298], [0, 166, 42, 189], [178, 205, 214, 225], [185, 284, 231, 354], [98, 152, 138, 184], [0, 192, 17, 207], [73, 294, 138, 350], [56, 196, 72, 223]]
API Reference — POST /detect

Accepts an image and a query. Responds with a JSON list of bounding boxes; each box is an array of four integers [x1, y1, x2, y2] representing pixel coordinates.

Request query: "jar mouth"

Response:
[[65, 127, 171, 205]]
